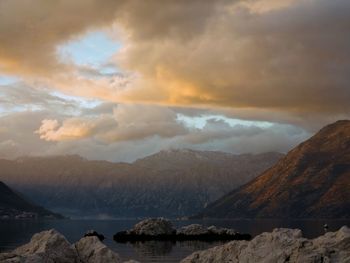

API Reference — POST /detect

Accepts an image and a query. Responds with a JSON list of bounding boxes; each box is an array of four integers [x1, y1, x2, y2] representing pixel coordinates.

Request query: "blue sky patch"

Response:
[[58, 31, 121, 67]]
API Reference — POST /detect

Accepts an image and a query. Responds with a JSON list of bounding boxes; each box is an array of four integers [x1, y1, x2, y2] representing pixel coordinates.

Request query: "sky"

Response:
[[0, 0, 349, 162]]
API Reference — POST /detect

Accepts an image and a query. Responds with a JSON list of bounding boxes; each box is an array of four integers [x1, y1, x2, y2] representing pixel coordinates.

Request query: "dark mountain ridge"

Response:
[[0, 181, 63, 219], [0, 149, 283, 218], [195, 120, 350, 219]]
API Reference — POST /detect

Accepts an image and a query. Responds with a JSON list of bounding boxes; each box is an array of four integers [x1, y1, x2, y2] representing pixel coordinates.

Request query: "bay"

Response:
[[0, 219, 349, 263]]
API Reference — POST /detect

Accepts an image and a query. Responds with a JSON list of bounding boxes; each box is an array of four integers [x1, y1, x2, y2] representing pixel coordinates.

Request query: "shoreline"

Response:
[[1, 225, 349, 263]]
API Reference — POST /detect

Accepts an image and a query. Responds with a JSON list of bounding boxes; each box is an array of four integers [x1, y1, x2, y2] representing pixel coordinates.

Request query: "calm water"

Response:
[[0, 219, 349, 262]]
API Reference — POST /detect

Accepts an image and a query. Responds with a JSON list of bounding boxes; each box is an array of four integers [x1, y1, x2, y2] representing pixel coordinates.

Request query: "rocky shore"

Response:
[[113, 218, 251, 242], [181, 226, 350, 263], [1, 222, 349, 263], [0, 229, 138, 263]]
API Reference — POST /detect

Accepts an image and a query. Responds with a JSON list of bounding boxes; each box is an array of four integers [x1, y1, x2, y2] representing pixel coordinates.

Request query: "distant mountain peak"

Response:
[[196, 120, 350, 219], [158, 148, 213, 156], [309, 119, 350, 140]]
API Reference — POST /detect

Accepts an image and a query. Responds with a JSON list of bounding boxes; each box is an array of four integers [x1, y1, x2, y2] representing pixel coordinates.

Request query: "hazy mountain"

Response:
[[0, 149, 282, 218], [195, 120, 350, 219], [0, 181, 63, 219]]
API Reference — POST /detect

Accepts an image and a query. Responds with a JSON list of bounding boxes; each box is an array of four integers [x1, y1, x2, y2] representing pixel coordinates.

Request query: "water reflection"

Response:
[[132, 241, 174, 256], [128, 240, 225, 257], [175, 240, 224, 251]]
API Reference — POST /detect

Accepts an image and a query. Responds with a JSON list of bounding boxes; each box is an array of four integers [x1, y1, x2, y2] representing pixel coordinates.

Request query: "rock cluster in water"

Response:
[[133, 218, 175, 236], [0, 229, 138, 263], [181, 226, 350, 263], [113, 218, 251, 242]]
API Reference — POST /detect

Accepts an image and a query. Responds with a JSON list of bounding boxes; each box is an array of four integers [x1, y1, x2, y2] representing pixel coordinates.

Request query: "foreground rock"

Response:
[[181, 226, 350, 263], [74, 236, 121, 263], [0, 229, 78, 263], [0, 229, 138, 263], [114, 218, 251, 242]]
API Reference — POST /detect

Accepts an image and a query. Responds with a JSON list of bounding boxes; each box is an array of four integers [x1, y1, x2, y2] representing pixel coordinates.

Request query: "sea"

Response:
[[0, 219, 349, 262]]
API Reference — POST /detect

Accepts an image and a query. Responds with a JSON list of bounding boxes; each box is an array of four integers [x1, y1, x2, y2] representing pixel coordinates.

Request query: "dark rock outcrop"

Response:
[[0, 181, 63, 219], [113, 218, 251, 242]]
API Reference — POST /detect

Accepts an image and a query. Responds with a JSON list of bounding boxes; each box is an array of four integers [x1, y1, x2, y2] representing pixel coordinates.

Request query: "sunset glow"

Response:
[[0, 0, 349, 161]]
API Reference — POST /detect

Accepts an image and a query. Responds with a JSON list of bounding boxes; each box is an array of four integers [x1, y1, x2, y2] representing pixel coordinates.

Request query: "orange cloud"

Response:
[[113, 0, 350, 118], [35, 104, 188, 142], [36, 119, 94, 141], [0, 0, 349, 125]]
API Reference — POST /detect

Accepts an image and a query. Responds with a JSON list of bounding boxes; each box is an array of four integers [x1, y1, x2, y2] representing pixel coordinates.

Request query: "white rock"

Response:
[[207, 225, 225, 235], [207, 225, 237, 235], [177, 224, 208, 235], [181, 226, 350, 263], [177, 224, 237, 236], [132, 218, 174, 236], [74, 236, 121, 263]]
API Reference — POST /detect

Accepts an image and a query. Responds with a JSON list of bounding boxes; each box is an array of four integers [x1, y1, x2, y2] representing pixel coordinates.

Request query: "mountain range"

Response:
[[0, 149, 282, 218], [0, 181, 62, 219], [195, 120, 350, 219]]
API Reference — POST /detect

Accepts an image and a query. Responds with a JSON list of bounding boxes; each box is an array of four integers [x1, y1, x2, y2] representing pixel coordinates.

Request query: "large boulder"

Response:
[[1, 229, 79, 263], [0, 229, 130, 263], [131, 218, 175, 236], [74, 236, 121, 263], [181, 226, 350, 263]]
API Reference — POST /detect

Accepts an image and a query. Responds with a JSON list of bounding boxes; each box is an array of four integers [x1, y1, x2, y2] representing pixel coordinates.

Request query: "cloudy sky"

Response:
[[0, 0, 349, 162]]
